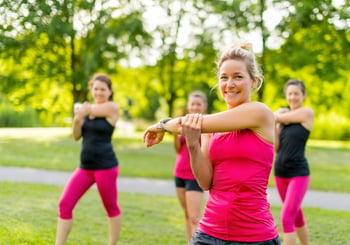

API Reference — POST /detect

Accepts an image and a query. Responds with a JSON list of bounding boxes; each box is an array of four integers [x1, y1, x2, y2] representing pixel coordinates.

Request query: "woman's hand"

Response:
[[143, 123, 165, 147], [182, 113, 203, 148], [74, 102, 91, 120], [274, 107, 290, 125]]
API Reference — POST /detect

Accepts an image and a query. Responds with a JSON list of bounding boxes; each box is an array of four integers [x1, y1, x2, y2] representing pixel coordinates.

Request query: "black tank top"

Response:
[[274, 123, 310, 177], [80, 117, 118, 170]]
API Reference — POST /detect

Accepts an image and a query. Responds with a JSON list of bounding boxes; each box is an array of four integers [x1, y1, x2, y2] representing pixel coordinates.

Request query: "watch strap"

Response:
[[159, 117, 172, 132]]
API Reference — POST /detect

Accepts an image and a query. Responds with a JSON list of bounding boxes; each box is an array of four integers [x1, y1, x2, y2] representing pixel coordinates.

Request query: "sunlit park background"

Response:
[[0, 0, 349, 244]]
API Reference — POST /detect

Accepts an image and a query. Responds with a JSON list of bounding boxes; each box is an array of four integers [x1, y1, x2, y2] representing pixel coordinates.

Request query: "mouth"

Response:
[[225, 91, 239, 95]]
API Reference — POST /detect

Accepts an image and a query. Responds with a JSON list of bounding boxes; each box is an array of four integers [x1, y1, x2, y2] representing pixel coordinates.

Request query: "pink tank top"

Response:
[[174, 135, 196, 179], [199, 130, 278, 241]]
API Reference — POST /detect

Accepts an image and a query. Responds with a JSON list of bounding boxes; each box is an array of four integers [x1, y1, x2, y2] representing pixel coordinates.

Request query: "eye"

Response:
[[219, 75, 228, 81]]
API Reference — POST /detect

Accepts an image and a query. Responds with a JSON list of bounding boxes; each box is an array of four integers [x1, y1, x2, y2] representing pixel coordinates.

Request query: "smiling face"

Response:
[[285, 84, 305, 110], [91, 80, 112, 104], [187, 96, 207, 114], [218, 59, 256, 109]]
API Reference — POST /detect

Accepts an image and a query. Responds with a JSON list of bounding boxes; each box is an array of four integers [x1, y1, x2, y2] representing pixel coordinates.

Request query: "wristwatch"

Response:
[[158, 117, 172, 132]]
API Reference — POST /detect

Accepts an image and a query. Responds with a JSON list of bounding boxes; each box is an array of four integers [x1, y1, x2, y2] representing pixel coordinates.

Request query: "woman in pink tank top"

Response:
[[173, 91, 208, 243], [144, 42, 280, 245]]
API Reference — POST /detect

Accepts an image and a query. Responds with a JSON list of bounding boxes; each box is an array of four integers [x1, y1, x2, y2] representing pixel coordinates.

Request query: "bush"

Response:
[[0, 103, 39, 127], [311, 113, 350, 141]]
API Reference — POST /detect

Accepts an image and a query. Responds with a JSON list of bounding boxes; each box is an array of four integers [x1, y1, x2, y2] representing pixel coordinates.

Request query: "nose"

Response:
[[227, 77, 235, 87], [289, 94, 297, 99]]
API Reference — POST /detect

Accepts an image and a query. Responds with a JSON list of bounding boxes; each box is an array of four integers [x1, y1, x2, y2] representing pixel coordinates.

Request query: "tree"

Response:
[[140, 0, 221, 117], [264, 0, 350, 139], [267, 0, 350, 113], [0, 0, 151, 124]]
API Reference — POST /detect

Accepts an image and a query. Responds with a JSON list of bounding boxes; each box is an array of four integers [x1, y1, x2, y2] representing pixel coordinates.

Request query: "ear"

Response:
[[303, 92, 307, 100], [251, 78, 258, 89]]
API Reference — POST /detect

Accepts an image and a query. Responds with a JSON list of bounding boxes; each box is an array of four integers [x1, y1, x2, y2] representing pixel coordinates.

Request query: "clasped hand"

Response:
[[74, 102, 91, 120], [143, 113, 203, 148]]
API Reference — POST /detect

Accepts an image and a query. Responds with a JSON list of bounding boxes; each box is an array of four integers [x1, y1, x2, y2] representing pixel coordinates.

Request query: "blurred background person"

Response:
[[55, 74, 121, 245], [274, 79, 314, 245], [173, 91, 207, 243]]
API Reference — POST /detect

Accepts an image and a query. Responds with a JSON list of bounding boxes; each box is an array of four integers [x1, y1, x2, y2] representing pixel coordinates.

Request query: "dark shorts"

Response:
[[174, 176, 203, 192], [190, 230, 281, 245]]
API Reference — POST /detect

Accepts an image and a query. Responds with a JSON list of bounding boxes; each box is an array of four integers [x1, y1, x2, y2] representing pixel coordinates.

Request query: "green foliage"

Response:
[[312, 113, 350, 140], [0, 0, 151, 126], [0, 0, 349, 139], [0, 101, 39, 127], [112, 66, 161, 121]]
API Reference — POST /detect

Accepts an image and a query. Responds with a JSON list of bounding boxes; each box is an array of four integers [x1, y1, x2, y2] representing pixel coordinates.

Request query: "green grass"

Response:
[[268, 140, 350, 193], [0, 128, 177, 179], [1, 128, 350, 244], [0, 182, 186, 245], [1, 128, 350, 193], [0, 182, 349, 245]]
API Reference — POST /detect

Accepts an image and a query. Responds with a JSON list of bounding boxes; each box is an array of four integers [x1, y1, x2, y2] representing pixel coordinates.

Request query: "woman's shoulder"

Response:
[[300, 107, 314, 130], [247, 102, 274, 120], [242, 101, 273, 112], [230, 102, 274, 125], [253, 101, 272, 110], [303, 107, 314, 117], [245, 102, 274, 144]]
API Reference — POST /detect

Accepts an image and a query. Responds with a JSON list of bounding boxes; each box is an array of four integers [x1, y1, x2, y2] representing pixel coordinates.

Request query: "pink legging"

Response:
[[58, 167, 121, 219], [274, 176, 310, 233]]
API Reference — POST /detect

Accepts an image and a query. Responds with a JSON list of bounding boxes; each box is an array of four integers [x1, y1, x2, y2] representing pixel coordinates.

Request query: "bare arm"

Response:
[[272, 108, 288, 152], [180, 113, 212, 190], [200, 102, 274, 143], [72, 103, 90, 141], [72, 118, 83, 141], [190, 133, 213, 190], [143, 102, 275, 147], [173, 134, 181, 153], [275, 107, 314, 131], [274, 123, 281, 153], [143, 118, 181, 147], [89, 101, 120, 126], [72, 101, 119, 141]]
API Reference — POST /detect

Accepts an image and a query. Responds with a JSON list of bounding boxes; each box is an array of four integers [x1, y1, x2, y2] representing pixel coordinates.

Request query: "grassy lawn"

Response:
[[0, 128, 350, 244], [0, 127, 349, 193], [0, 182, 186, 245], [0, 182, 349, 245]]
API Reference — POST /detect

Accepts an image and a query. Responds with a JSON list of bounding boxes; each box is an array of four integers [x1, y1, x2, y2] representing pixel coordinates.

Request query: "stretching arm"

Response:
[[89, 101, 119, 126], [144, 102, 274, 147], [173, 134, 181, 153], [72, 103, 91, 141], [189, 133, 212, 190], [275, 107, 314, 131]]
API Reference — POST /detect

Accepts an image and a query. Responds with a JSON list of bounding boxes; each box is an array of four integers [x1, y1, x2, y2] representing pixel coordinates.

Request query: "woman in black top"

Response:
[[55, 74, 121, 245], [274, 79, 314, 245]]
